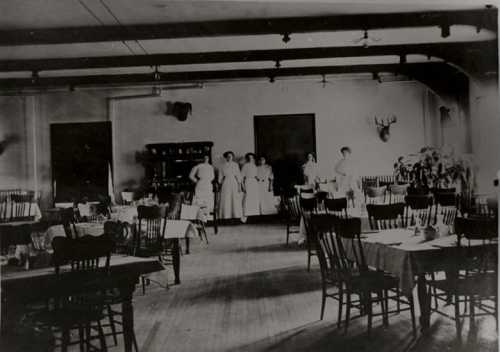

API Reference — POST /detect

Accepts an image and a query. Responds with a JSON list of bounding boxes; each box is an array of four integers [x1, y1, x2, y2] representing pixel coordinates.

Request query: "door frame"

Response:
[[253, 113, 317, 160], [50, 121, 113, 204]]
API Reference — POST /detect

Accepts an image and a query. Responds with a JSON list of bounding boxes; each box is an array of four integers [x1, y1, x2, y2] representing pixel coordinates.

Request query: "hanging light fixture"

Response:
[[351, 29, 381, 48]]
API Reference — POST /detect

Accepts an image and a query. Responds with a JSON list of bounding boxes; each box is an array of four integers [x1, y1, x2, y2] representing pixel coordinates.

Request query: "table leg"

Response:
[[173, 238, 180, 284], [185, 237, 190, 254], [417, 273, 430, 331], [120, 281, 136, 352]]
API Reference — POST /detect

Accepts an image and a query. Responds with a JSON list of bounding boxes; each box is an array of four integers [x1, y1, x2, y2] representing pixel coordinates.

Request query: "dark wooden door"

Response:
[[254, 114, 316, 195], [51, 122, 112, 203]]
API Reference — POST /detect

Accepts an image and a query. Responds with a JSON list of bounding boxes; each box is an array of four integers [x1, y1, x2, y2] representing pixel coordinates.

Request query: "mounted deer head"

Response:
[[374, 115, 397, 142]]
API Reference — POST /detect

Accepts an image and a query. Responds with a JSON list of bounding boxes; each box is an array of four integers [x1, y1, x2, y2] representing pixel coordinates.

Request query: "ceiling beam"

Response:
[[0, 62, 460, 90], [0, 8, 496, 46], [0, 41, 495, 73]]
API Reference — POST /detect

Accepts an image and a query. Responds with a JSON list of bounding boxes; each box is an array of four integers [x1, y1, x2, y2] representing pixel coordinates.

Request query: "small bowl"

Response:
[[423, 226, 437, 241]]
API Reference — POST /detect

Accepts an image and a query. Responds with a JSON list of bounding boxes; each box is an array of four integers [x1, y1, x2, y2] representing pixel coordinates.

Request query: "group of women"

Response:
[[188, 151, 277, 221]]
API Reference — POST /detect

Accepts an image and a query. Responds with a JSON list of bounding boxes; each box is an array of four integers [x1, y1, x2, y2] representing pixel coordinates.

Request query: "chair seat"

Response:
[[429, 273, 497, 297], [134, 246, 162, 257], [350, 270, 399, 292], [34, 301, 105, 327]]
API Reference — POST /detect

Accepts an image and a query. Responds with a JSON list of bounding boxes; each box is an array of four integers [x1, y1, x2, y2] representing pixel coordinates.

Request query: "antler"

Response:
[[375, 115, 397, 127]]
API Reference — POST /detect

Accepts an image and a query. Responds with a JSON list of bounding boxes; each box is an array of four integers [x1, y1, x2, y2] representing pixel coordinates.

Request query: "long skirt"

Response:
[[243, 178, 259, 217], [192, 181, 214, 212], [258, 181, 277, 215], [219, 178, 243, 219]]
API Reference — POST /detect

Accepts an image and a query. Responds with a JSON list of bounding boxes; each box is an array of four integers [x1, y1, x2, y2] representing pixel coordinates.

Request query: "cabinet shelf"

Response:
[[141, 141, 213, 193]]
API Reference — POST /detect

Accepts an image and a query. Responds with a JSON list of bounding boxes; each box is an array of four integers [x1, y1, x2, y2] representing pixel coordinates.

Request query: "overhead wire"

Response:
[[76, 0, 138, 56], [98, 0, 151, 57]]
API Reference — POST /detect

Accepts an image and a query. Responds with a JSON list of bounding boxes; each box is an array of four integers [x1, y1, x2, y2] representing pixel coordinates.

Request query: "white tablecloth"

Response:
[[46, 222, 105, 241], [341, 229, 494, 295]]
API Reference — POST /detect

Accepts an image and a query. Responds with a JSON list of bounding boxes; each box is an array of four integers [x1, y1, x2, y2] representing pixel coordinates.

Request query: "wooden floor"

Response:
[[122, 222, 497, 352], [3, 222, 496, 351]]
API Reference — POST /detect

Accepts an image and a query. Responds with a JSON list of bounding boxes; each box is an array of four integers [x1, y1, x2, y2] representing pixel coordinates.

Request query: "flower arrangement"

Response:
[[393, 146, 474, 193]]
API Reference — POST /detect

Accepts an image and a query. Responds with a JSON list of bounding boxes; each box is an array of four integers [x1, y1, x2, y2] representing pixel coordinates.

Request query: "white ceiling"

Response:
[[0, 0, 490, 29], [0, 1, 496, 79]]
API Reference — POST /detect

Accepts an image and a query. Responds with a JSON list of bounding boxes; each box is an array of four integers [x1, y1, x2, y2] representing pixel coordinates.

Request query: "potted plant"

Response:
[[394, 147, 474, 197]]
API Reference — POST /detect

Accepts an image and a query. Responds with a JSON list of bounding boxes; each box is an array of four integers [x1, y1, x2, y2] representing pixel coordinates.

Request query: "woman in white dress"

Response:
[[257, 156, 276, 215], [189, 154, 215, 215], [218, 151, 243, 219], [241, 153, 260, 221], [302, 152, 320, 189], [334, 146, 362, 205]]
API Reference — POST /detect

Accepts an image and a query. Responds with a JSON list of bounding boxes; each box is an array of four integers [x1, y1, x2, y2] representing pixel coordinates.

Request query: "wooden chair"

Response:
[[300, 196, 318, 271], [407, 187, 430, 196], [33, 235, 116, 352], [433, 192, 458, 226], [299, 196, 317, 214], [60, 207, 79, 239], [388, 184, 408, 204], [315, 216, 416, 334], [366, 203, 405, 230], [10, 192, 35, 221], [427, 217, 498, 340], [310, 214, 343, 321], [281, 194, 301, 245], [334, 217, 416, 335], [404, 195, 433, 227], [365, 186, 387, 204], [324, 198, 348, 218], [134, 205, 166, 294]]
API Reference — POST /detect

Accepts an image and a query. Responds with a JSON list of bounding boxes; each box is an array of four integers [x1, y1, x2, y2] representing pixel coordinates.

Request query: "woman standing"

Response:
[[241, 153, 260, 221], [218, 151, 243, 219], [257, 156, 276, 215], [302, 152, 320, 189], [189, 154, 215, 213]]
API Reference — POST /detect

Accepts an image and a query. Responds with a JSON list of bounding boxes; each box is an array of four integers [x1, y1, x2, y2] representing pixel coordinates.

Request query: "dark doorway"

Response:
[[51, 122, 112, 203], [254, 114, 316, 195]]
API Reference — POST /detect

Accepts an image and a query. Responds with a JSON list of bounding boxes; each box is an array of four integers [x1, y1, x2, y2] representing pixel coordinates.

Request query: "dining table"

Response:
[[111, 205, 200, 254], [341, 228, 498, 331], [1, 255, 164, 352], [45, 220, 198, 284]]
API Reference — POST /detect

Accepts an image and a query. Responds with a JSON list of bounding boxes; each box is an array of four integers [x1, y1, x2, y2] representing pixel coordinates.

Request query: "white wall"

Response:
[[0, 96, 32, 189], [1, 78, 438, 207], [469, 76, 500, 194], [112, 79, 428, 191]]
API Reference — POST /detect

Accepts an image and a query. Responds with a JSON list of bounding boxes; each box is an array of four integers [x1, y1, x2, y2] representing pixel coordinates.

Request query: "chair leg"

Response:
[[307, 250, 311, 272], [97, 319, 108, 352], [107, 305, 118, 346], [409, 295, 417, 336], [367, 295, 373, 335], [61, 327, 70, 352], [85, 323, 91, 352], [141, 276, 146, 295], [337, 286, 343, 328], [78, 324, 85, 352], [381, 290, 388, 327], [469, 295, 476, 331], [320, 286, 326, 320], [286, 223, 290, 245], [454, 295, 462, 340], [344, 292, 351, 334]]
